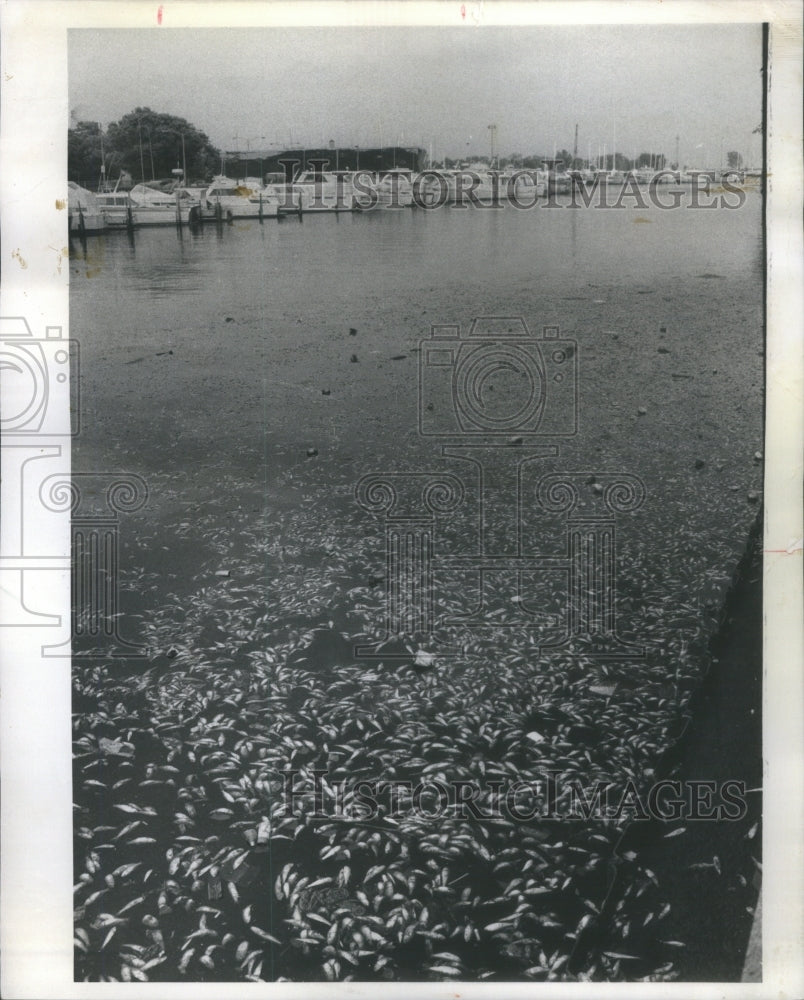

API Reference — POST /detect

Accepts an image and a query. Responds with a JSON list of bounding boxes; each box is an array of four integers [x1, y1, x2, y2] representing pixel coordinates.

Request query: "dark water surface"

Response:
[[72, 193, 761, 308], [70, 193, 762, 478], [69, 194, 765, 983]]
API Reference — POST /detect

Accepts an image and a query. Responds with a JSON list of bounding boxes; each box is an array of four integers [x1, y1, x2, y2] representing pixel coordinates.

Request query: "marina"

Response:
[[68, 164, 761, 236]]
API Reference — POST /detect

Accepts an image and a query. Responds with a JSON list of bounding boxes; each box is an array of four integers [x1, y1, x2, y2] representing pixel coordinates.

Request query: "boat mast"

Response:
[[612, 105, 616, 174], [99, 123, 106, 191], [138, 120, 146, 183]]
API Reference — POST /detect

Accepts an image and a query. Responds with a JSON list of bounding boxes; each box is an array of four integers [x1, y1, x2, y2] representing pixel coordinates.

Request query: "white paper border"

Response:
[[1, 2, 801, 997]]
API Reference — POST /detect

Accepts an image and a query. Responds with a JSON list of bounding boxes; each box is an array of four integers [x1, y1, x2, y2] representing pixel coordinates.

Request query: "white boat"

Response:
[[128, 183, 201, 226], [623, 168, 651, 185], [265, 170, 359, 214], [373, 169, 415, 207], [415, 168, 539, 206], [67, 182, 105, 234], [202, 175, 278, 219], [96, 187, 135, 229], [541, 160, 572, 194], [244, 189, 281, 218]]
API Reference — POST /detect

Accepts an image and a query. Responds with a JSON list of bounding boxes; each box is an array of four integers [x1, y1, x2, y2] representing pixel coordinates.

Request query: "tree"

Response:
[[105, 108, 221, 184], [636, 152, 667, 170], [68, 121, 106, 189], [727, 150, 743, 169]]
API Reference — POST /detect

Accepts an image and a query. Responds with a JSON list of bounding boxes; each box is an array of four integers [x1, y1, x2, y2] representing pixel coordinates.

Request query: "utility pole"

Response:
[[675, 134, 680, 170], [488, 123, 497, 167], [573, 123, 578, 166]]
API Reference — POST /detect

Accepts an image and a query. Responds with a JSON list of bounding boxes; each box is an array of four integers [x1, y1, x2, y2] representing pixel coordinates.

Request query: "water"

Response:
[[71, 193, 762, 314], [68, 192, 765, 986], [69, 192, 764, 509]]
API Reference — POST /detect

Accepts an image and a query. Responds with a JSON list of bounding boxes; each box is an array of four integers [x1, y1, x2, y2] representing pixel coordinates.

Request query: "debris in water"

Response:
[[637, 407, 648, 416], [215, 569, 231, 578], [349, 327, 357, 335], [98, 737, 135, 757], [350, 354, 359, 363], [694, 459, 706, 470], [322, 389, 331, 395], [306, 447, 319, 458]]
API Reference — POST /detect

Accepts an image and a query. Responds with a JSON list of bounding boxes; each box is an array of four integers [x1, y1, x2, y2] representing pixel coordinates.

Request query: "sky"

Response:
[[69, 24, 764, 168]]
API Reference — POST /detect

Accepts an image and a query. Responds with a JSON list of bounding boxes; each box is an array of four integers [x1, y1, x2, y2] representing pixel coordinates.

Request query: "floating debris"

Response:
[[98, 737, 135, 757], [589, 683, 617, 697]]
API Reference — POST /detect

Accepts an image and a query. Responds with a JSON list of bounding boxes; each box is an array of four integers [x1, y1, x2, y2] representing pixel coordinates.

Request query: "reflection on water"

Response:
[[70, 195, 762, 310]]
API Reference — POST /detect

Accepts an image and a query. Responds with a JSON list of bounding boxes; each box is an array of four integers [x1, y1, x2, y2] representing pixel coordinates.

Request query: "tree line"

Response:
[[68, 108, 745, 189], [69, 108, 221, 189]]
